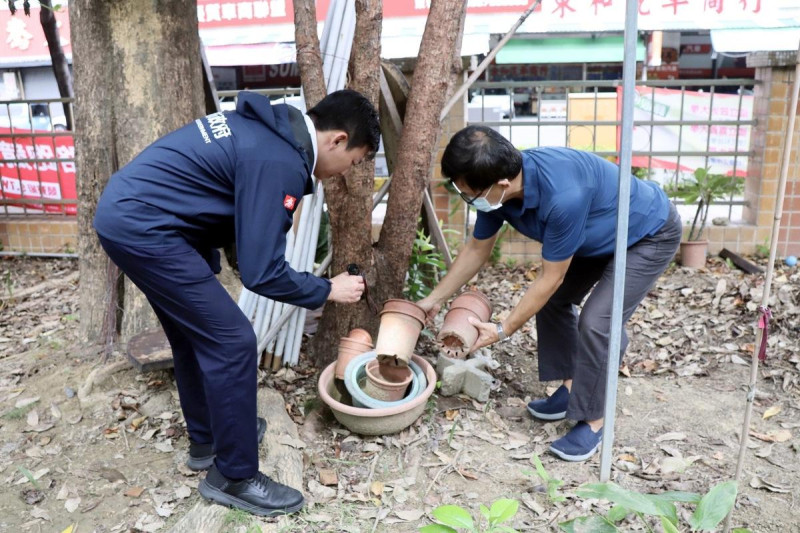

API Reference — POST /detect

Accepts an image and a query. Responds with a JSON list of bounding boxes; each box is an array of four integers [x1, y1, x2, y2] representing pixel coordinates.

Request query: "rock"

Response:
[[140, 391, 174, 417]]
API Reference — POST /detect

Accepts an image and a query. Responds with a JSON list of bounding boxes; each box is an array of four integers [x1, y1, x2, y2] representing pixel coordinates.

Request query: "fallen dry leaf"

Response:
[[762, 405, 781, 420], [655, 432, 687, 442], [749, 430, 792, 443], [749, 475, 791, 493], [319, 468, 338, 487], [395, 509, 425, 521], [124, 486, 145, 498], [64, 497, 81, 513], [370, 481, 384, 497]]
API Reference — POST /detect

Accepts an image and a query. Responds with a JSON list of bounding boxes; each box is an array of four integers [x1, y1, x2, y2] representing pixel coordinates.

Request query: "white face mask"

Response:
[[471, 184, 505, 212]]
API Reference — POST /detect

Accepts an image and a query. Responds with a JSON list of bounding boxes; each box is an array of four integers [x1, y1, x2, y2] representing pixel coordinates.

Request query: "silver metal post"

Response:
[[599, 0, 639, 482]]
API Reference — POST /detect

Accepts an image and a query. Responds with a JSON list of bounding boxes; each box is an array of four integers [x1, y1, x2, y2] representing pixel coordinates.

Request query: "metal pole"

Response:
[[723, 41, 800, 533], [599, 0, 639, 483], [438, 0, 541, 122]]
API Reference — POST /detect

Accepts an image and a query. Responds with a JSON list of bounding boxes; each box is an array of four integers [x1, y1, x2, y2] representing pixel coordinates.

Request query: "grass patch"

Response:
[[2, 401, 39, 420], [222, 508, 254, 531]]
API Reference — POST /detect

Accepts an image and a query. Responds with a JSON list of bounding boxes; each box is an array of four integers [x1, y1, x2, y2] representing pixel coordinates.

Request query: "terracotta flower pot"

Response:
[[374, 299, 426, 367], [680, 240, 708, 268], [363, 359, 414, 402], [347, 328, 373, 345], [335, 336, 373, 380], [437, 290, 492, 358]]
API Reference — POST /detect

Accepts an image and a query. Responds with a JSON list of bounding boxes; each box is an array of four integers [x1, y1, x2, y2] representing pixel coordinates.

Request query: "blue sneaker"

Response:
[[527, 385, 569, 420], [549, 422, 603, 462]]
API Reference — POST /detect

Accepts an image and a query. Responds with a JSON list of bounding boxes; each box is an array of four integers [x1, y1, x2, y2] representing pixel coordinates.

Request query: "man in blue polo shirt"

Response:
[[419, 125, 681, 461]]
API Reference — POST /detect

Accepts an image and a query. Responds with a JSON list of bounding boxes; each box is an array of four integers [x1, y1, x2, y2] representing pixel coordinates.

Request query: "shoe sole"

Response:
[[526, 405, 567, 421], [198, 479, 304, 517], [187, 418, 268, 471], [548, 439, 602, 462]]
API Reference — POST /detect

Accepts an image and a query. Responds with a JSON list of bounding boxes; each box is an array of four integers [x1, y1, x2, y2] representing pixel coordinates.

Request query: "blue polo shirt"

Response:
[[473, 147, 670, 261]]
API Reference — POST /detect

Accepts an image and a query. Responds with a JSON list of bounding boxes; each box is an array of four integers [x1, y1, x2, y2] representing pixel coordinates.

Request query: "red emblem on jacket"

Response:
[[283, 195, 297, 210]]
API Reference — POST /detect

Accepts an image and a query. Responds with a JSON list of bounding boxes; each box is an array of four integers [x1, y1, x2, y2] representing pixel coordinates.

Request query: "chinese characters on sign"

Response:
[[0, 129, 76, 215], [197, 0, 288, 23]]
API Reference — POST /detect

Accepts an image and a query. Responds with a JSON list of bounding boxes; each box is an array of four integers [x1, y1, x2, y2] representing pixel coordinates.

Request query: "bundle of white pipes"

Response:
[[237, 0, 356, 368]]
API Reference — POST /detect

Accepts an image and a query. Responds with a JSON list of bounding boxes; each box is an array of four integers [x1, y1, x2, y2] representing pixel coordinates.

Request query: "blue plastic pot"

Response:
[[344, 351, 427, 409]]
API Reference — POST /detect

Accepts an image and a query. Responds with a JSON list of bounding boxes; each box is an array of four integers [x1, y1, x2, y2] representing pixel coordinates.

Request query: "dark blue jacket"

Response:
[[94, 92, 330, 308]]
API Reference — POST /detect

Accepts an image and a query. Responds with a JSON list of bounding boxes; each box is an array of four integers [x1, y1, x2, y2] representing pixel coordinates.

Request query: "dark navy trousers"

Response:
[[535, 203, 682, 421], [98, 235, 259, 479]]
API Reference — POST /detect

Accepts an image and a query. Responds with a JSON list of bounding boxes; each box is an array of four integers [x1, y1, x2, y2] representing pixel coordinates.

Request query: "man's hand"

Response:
[[328, 271, 365, 303], [468, 316, 500, 352], [416, 297, 442, 324]]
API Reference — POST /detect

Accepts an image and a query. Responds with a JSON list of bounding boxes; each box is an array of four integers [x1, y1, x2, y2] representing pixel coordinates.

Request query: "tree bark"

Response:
[[72, 0, 205, 347], [373, 0, 467, 304], [293, 0, 327, 109], [39, 0, 74, 129], [309, 0, 383, 365]]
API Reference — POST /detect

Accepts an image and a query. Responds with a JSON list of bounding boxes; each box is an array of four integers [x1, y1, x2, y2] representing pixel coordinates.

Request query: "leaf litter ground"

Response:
[[0, 256, 798, 532]]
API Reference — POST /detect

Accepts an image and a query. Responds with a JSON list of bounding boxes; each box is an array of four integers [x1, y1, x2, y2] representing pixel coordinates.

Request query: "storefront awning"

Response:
[[710, 27, 800, 53], [496, 36, 645, 65]]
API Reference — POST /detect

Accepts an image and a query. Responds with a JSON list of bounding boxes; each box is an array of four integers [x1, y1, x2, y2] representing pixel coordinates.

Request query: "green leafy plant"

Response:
[[559, 480, 740, 533], [755, 238, 769, 259], [632, 166, 654, 180], [666, 167, 744, 242], [405, 222, 447, 302], [523, 452, 566, 503], [420, 499, 519, 533]]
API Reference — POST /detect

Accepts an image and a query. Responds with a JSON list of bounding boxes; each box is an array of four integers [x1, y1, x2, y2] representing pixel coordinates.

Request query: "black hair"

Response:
[[307, 89, 381, 155], [441, 125, 522, 191]]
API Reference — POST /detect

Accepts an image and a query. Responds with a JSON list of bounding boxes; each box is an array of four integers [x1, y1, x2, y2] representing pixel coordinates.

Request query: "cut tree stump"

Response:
[[168, 388, 304, 532], [126, 329, 174, 372]]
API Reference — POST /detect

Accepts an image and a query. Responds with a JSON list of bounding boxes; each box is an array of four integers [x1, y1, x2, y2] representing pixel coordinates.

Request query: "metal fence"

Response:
[[0, 97, 75, 217], [466, 78, 759, 220]]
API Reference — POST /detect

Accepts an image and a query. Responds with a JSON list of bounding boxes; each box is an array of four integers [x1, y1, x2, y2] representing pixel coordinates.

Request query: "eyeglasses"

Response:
[[450, 180, 486, 205]]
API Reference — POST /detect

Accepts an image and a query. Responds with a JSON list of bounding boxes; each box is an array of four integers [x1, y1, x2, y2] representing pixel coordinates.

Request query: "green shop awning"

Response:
[[496, 36, 645, 65]]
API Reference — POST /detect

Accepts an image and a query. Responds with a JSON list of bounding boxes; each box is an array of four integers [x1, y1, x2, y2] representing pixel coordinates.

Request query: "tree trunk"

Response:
[[309, 0, 383, 365], [373, 0, 467, 303], [293, 0, 327, 109], [72, 1, 205, 347], [39, 0, 74, 129]]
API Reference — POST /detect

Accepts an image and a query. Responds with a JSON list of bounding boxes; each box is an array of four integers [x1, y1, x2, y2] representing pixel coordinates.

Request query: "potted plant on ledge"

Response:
[[667, 167, 744, 268]]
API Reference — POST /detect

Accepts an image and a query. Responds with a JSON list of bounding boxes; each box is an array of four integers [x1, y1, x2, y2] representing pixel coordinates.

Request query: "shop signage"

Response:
[[0, 129, 76, 215]]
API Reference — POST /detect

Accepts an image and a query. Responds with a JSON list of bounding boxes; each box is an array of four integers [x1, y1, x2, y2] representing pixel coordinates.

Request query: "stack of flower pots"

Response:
[[334, 329, 374, 380], [437, 290, 492, 358]]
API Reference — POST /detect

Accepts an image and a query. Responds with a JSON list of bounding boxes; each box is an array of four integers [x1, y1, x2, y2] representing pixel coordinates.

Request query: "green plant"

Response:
[[632, 166, 654, 180], [559, 480, 741, 533], [420, 499, 519, 533], [522, 453, 566, 503], [405, 222, 447, 301], [666, 168, 744, 242], [755, 238, 769, 258]]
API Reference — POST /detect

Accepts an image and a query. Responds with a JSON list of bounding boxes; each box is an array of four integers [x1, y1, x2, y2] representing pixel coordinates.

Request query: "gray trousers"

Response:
[[536, 203, 682, 421]]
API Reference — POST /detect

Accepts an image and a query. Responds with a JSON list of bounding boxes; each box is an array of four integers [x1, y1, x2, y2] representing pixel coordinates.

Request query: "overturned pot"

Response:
[[437, 290, 492, 358], [374, 299, 426, 367]]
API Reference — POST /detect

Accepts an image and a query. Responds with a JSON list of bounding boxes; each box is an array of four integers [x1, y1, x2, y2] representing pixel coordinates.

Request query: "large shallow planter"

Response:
[[437, 290, 492, 358], [344, 351, 426, 409], [374, 299, 426, 367], [364, 359, 413, 401], [318, 354, 437, 436], [680, 240, 708, 268]]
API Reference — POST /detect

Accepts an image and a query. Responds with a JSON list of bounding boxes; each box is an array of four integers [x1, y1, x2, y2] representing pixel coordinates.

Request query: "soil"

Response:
[[0, 256, 798, 532]]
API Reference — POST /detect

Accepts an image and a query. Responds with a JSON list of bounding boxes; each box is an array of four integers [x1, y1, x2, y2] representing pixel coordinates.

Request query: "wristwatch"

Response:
[[496, 322, 509, 342]]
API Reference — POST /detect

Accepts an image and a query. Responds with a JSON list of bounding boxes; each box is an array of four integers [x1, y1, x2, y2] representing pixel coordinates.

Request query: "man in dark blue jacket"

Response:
[[94, 89, 380, 516], [419, 125, 681, 463]]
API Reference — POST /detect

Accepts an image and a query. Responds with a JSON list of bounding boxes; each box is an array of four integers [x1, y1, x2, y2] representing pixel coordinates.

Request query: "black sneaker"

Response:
[[187, 417, 267, 471], [198, 464, 305, 516]]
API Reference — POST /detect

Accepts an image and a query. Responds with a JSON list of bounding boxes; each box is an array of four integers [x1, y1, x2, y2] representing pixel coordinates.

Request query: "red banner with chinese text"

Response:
[[0, 128, 77, 215]]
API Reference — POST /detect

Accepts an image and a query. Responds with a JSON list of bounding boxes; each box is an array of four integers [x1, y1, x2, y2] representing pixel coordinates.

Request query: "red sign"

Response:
[[0, 7, 71, 63], [197, 0, 296, 27], [0, 128, 76, 215], [382, 0, 537, 17]]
